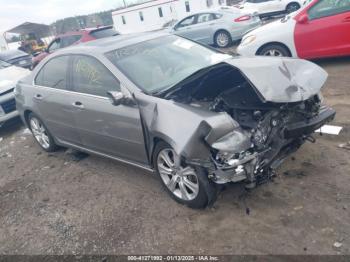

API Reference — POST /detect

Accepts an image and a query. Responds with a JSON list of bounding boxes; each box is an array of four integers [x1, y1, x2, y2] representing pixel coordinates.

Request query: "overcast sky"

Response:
[[0, 0, 144, 32]]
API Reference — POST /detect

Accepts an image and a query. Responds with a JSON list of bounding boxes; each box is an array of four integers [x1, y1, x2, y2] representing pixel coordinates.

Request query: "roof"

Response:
[[7, 22, 52, 38], [54, 31, 170, 55]]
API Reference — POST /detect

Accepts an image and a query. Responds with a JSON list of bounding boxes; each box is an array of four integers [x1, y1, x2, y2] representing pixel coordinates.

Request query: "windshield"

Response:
[[106, 35, 230, 93], [0, 60, 11, 69]]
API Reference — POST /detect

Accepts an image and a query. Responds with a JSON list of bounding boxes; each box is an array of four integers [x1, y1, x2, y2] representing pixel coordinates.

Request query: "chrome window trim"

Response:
[[33, 84, 110, 101]]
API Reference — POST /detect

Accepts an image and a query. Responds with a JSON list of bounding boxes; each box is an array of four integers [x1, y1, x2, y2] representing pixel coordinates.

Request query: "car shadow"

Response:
[[0, 117, 24, 138]]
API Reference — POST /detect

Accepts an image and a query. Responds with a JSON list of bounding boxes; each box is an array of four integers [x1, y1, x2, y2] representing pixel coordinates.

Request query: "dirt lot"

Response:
[[0, 55, 349, 255]]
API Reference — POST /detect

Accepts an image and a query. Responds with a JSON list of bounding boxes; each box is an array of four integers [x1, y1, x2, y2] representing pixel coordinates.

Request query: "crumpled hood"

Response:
[[0, 66, 30, 94], [225, 57, 328, 103]]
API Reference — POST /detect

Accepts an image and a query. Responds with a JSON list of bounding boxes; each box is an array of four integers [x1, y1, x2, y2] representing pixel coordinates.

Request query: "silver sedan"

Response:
[[15, 32, 335, 208], [171, 7, 261, 48]]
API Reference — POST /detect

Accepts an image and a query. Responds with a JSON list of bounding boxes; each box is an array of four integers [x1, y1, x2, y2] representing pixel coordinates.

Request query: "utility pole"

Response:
[[122, 0, 127, 7]]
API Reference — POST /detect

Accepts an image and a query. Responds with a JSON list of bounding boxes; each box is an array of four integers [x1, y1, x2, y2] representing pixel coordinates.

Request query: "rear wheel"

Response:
[[28, 113, 58, 152], [153, 142, 217, 209], [258, 44, 291, 57], [214, 30, 232, 48], [286, 2, 300, 13]]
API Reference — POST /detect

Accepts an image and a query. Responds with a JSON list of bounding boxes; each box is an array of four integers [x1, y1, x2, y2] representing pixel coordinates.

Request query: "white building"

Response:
[[112, 0, 231, 34]]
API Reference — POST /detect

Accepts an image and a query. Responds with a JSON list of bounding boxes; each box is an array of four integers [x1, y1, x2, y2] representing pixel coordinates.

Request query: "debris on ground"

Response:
[[22, 128, 32, 135], [333, 242, 343, 249], [338, 142, 350, 151], [294, 206, 304, 211]]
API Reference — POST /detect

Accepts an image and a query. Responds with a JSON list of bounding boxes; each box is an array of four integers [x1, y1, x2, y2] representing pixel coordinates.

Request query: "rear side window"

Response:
[[90, 28, 119, 39], [60, 35, 82, 48], [35, 56, 69, 89], [71, 55, 120, 97], [308, 0, 350, 20]]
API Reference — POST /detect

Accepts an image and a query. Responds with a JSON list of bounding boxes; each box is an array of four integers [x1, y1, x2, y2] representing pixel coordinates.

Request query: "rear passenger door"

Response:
[[34, 55, 81, 144], [188, 13, 217, 44], [69, 55, 148, 164]]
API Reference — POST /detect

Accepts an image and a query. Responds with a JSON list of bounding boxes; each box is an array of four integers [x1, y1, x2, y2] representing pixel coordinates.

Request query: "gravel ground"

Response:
[[0, 55, 349, 255]]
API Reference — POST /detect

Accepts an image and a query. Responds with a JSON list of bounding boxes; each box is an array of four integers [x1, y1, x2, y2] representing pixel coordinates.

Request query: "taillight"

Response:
[[234, 15, 251, 22]]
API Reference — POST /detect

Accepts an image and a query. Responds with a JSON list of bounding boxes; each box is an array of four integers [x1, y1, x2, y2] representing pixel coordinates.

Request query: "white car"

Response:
[[0, 60, 30, 126], [238, 0, 304, 17], [237, 0, 350, 59]]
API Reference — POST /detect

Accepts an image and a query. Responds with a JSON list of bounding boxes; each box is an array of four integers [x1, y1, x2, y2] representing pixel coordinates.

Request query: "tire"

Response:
[[258, 44, 291, 57], [28, 113, 58, 152], [286, 2, 300, 13], [153, 142, 217, 209], [214, 30, 232, 48]]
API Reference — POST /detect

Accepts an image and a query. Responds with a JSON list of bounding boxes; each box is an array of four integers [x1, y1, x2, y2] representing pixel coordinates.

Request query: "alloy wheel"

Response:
[[216, 32, 229, 48], [30, 117, 51, 149], [287, 4, 299, 13], [157, 148, 199, 201], [263, 49, 283, 57]]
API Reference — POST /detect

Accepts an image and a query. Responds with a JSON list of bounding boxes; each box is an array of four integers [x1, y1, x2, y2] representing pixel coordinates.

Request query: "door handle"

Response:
[[72, 101, 84, 109], [34, 94, 43, 100]]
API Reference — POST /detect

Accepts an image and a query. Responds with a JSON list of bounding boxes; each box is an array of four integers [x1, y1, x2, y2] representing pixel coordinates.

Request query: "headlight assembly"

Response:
[[240, 35, 256, 46]]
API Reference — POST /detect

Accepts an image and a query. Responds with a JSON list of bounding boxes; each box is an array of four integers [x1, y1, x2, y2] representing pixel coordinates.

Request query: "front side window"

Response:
[[106, 35, 230, 94], [177, 15, 196, 28], [71, 55, 120, 97], [35, 56, 69, 89], [308, 0, 350, 20]]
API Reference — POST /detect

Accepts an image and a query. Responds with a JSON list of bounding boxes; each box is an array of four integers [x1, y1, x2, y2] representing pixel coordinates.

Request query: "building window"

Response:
[[185, 1, 190, 12], [158, 7, 163, 17], [218, 0, 225, 5], [121, 16, 126, 25], [139, 11, 144, 21], [207, 0, 213, 7]]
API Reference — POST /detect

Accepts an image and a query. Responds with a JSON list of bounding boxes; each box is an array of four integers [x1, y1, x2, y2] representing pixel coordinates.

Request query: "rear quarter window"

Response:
[[90, 28, 119, 39]]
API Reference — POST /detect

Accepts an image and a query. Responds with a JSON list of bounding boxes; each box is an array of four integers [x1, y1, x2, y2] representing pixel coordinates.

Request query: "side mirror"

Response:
[[107, 91, 125, 106], [297, 14, 309, 24]]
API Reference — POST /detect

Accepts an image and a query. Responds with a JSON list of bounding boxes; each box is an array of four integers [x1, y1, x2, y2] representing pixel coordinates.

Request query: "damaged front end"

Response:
[[149, 57, 336, 188]]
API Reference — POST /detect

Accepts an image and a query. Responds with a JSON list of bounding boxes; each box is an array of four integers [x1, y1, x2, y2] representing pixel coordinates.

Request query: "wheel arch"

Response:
[[256, 42, 292, 57]]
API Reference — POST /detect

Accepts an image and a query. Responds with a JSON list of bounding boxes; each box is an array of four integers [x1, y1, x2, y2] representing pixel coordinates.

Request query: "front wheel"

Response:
[[214, 31, 232, 48], [154, 142, 217, 209], [258, 44, 291, 57]]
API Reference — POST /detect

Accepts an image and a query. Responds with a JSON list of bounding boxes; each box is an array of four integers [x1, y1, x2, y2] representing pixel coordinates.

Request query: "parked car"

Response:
[[0, 60, 30, 126], [237, 0, 350, 59], [16, 33, 335, 208], [237, 0, 303, 17], [171, 7, 261, 48], [0, 49, 32, 69], [32, 26, 120, 69]]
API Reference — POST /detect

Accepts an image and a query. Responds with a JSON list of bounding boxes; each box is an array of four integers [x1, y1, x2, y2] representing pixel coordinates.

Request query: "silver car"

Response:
[[171, 7, 261, 48], [15, 32, 335, 208]]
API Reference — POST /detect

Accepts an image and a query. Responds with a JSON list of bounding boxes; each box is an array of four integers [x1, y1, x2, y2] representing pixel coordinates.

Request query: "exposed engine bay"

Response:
[[161, 63, 336, 187]]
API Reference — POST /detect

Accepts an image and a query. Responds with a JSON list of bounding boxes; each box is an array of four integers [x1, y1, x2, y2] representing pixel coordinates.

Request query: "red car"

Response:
[[237, 0, 350, 59], [32, 26, 119, 68]]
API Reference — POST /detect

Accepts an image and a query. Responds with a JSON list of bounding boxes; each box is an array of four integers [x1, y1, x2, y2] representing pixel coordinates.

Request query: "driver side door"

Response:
[[69, 55, 149, 164], [173, 15, 198, 39]]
